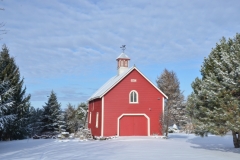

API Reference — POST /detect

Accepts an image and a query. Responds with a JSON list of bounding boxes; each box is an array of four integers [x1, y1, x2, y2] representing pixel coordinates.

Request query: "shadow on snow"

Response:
[[186, 135, 240, 154]]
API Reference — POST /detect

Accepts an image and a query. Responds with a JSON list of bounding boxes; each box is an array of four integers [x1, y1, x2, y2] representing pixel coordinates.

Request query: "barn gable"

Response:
[[88, 66, 168, 101]]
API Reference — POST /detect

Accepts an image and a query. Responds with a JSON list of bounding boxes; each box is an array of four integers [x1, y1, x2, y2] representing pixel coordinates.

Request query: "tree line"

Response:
[[29, 91, 87, 137], [0, 45, 87, 140], [157, 33, 240, 148]]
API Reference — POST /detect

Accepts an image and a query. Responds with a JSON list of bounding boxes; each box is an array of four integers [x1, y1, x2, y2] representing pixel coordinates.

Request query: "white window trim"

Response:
[[89, 112, 91, 124], [129, 90, 139, 104], [96, 112, 99, 128]]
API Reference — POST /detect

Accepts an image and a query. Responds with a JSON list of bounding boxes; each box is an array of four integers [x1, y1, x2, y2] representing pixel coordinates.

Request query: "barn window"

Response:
[[89, 112, 92, 124], [125, 61, 127, 67], [96, 112, 99, 128], [129, 90, 138, 103], [121, 61, 123, 66]]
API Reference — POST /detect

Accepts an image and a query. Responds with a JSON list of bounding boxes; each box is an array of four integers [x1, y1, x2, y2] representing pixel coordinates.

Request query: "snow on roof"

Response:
[[116, 53, 130, 59], [88, 66, 168, 101], [88, 66, 134, 101]]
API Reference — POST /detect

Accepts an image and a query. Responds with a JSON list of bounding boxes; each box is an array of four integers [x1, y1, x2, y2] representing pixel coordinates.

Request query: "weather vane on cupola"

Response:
[[120, 45, 126, 53]]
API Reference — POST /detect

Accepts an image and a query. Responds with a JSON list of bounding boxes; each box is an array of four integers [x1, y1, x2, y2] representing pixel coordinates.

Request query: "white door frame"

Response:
[[117, 113, 150, 136]]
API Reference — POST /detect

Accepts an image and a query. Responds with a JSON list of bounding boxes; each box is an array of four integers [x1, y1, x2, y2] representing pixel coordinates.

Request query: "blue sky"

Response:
[[1, 0, 240, 109]]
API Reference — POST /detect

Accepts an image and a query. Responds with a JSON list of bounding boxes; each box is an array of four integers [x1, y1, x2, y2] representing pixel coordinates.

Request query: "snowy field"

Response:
[[0, 133, 239, 160]]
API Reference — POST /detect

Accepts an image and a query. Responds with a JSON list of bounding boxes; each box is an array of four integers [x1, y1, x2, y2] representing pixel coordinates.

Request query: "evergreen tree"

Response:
[[0, 81, 15, 140], [65, 103, 77, 133], [65, 103, 87, 133], [175, 103, 189, 128], [187, 33, 240, 148], [28, 107, 43, 136], [41, 91, 61, 134], [76, 102, 87, 125], [57, 111, 66, 133], [0, 45, 31, 140], [156, 69, 184, 136]]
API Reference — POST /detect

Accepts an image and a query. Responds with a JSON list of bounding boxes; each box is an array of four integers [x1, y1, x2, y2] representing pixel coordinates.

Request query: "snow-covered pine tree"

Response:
[[65, 103, 87, 133], [0, 81, 15, 140], [76, 103, 87, 125], [187, 33, 240, 148], [156, 69, 184, 136], [41, 91, 61, 135], [0, 45, 31, 140], [175, 102, 189, 128], [28, 107, 43, 136], [57, 111, 66, 133], [65, 104, 77, 133]]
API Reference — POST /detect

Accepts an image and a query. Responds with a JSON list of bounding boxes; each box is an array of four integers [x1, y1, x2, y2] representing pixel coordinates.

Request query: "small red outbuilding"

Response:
[[88, 52, 167, 136]]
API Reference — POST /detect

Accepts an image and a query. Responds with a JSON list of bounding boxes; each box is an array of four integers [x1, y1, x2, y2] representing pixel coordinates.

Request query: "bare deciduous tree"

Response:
[[0, 1, 6, 39], [156, 69, 184, 137]]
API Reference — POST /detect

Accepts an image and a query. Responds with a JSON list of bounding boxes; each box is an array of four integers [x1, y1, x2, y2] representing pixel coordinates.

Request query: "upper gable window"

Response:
[[129, 90, 138, 103]]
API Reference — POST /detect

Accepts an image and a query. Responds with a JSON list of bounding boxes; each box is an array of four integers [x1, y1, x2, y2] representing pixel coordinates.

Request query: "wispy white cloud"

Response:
[[1, 0, 240, 107]]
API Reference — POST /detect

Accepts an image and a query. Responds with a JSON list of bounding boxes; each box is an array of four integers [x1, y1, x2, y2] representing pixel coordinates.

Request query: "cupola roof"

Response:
[[116, 53, 130, 60]]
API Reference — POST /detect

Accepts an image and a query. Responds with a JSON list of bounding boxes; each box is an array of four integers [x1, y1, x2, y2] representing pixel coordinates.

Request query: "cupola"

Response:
[[116, 48, 130, 75]]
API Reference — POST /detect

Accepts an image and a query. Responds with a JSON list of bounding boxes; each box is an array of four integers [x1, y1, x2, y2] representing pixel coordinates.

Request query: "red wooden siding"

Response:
[[88, 98, 102, 136], [103, 69, 164, 136], [120, 115, 147, 136]]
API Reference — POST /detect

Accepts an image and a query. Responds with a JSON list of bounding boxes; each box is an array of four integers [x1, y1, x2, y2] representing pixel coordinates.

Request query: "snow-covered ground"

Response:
[[0, 133, 239, 160]]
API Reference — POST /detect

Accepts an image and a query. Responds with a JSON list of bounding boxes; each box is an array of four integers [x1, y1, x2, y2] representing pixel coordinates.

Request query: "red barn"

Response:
[[88, 52, 167, 136]]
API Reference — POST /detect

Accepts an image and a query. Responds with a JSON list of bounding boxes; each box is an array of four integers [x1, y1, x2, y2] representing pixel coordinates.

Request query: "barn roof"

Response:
[[88, 66, 168, 101]]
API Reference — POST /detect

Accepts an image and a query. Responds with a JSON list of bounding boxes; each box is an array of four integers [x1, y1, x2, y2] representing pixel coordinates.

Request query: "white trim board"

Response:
[[162, 97, 165, 113], [134, 67, 168, 99], [117, 113, 150, 136], [101, 96, 104, 137]]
